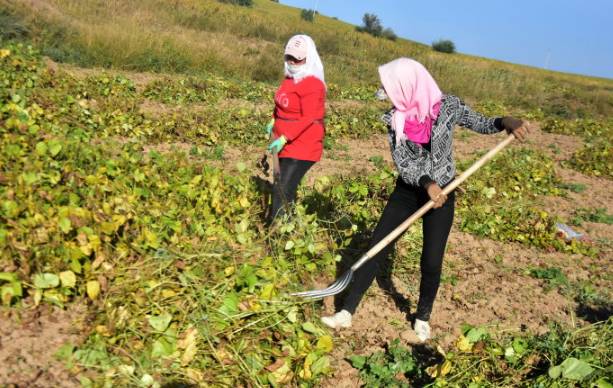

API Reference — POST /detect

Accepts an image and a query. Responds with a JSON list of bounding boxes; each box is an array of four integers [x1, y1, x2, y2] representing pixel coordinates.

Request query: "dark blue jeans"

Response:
[[271, 157, 315, 220], [342, 178, 455, 321]]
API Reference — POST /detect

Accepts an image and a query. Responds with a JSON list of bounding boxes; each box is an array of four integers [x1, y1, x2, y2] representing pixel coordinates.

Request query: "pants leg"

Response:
[[415, 191, 455, 321], [342, 179, 421, 314], [271, 157, 315, 220]]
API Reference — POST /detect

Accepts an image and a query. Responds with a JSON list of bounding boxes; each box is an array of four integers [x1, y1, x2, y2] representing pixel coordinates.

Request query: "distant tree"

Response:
[[356, 13, 383, 37], [300, 9, 315, 22], [432, 39, 456, 54], [217, 0, 253, 7], [382, 27, 397, 41]]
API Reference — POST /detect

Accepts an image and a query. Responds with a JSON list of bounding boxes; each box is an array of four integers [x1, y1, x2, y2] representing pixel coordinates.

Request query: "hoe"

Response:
[[292, 134, 516, 299]]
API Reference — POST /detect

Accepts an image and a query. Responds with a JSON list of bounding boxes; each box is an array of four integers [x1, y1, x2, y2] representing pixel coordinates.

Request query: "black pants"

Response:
[[341, 178, 455, 321], [271, 157, 315, 220]]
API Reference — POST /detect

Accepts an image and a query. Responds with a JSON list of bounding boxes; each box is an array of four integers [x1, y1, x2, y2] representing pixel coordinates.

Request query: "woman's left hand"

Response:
[[511, 123, 530, 141], [502, 116, 530, 141], [265, 119, 275, 136], [426, 183, 447, 209]]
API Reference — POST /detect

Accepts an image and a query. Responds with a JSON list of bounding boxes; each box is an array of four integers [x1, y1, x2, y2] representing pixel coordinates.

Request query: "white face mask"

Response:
[[375, 88, 388, 101], [286, 63, 304, 76]]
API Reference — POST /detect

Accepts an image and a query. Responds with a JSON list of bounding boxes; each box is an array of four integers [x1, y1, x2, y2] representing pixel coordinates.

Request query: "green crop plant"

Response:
[[1, 38, 610, 387], [456, 148, 596, 255], [352, 320, 612, 387]]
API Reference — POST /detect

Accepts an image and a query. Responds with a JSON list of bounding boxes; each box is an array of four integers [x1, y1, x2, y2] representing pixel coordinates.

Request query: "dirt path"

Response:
[[0, 303, 88, 387]]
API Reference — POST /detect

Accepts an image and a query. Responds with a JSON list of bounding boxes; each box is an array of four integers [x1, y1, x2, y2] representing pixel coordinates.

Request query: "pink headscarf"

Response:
[[378, 58, 442, 145]]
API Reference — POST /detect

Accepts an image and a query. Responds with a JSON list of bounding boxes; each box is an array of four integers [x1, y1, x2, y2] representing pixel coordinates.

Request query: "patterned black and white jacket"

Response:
[[382, 94, 504, 188]]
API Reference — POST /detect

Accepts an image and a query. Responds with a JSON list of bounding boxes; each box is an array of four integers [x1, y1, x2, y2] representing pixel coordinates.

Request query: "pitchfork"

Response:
[[292, 133, 516, 299]]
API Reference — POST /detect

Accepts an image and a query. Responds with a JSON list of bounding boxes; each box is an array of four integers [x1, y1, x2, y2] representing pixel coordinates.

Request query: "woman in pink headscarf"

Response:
[[322, 58, 529, 341]]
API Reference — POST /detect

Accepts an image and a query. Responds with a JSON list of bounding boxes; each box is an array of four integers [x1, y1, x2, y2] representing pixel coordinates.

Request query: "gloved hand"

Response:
[[501, 116, 529, 141], [265, 119, 275, 136], [268, 136, 287, 154], [501, 116, 523, 131]]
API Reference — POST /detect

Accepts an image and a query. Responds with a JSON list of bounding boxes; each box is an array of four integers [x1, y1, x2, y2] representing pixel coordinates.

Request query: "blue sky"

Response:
[[281, 0, 613, 80]]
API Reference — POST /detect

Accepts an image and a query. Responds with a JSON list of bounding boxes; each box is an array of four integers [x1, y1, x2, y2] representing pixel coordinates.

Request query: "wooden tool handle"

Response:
[[351, 134, 515, 271]]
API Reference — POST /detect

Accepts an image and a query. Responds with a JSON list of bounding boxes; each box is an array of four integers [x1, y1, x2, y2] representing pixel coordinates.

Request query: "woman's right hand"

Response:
[[268, 136, 287, 154], [426, 183, 447, 208]]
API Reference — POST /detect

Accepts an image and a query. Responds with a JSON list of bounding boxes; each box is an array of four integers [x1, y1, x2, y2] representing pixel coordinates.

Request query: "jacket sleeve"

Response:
[[274, 80, 326, 141], [456, 96, 504, 135]]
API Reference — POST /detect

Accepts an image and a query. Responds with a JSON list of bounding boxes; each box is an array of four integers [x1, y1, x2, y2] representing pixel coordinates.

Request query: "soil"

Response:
[[318, 224, 610, 387], [0, 303, 88, 387]]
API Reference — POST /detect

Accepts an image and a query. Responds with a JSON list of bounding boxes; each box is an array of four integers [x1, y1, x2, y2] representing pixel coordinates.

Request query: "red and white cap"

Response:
[[284, 35, 308, 60]]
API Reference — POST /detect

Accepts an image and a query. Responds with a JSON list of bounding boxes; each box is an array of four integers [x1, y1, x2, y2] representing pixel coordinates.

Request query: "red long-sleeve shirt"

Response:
[[272, 76, 326, 162]]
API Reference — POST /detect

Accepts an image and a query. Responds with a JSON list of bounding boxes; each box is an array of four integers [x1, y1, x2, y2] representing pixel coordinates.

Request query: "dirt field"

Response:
[[1, 64, 611, 387]]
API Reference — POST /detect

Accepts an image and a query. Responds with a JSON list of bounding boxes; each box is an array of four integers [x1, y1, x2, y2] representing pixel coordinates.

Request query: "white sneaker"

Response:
[[321, 310, 352, 329], [413, 319, 431, 342]]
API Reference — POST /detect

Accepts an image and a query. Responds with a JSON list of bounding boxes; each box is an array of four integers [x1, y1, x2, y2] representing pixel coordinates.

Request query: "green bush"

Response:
[[218, 0, 253, 6], [355, 14, 396, 41], [356, 13, 383, 37], [300, 9, 316, 22], [432, 39, 456, 54], [350, 319, 613, 386], [382, 28, 397, 41], [349, 339, 420, 387]]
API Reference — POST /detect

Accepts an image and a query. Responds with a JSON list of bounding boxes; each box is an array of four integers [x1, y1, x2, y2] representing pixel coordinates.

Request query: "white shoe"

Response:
[[321, 310, 352, 329], [413, 319, 431, 342]]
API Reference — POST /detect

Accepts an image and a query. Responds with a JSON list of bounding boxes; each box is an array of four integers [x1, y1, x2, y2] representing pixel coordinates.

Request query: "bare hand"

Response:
[[502, 117, 530, 142], [511, 122, 530, 141], [426, 183, 447, 208]]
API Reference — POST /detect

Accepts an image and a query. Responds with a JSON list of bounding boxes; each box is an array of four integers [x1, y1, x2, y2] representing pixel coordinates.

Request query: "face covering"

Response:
[[375, 88, 388, 101], [286, 63, 305, 76]]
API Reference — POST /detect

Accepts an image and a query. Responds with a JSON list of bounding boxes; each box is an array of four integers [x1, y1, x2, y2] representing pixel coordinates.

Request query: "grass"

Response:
[[571, 208, 613, 226], [2, 0, 613, 119]]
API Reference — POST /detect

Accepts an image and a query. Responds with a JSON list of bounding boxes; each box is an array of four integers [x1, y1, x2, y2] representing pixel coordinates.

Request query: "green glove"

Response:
[[268, 136, 287, 154], [265, 119, 275, 136]]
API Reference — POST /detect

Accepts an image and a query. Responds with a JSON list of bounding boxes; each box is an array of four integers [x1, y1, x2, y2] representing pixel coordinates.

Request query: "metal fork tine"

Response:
[[293, 288, 332, 298], [291, 270, 353, 299]]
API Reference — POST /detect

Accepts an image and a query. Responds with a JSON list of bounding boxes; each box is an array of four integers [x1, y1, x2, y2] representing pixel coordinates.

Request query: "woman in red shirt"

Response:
[[267, 34, 326, 220]]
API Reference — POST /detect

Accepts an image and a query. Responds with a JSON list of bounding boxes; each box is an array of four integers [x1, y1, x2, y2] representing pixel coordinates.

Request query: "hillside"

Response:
[[0, 0, 612, 387], [2, 0, 613, 120]]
